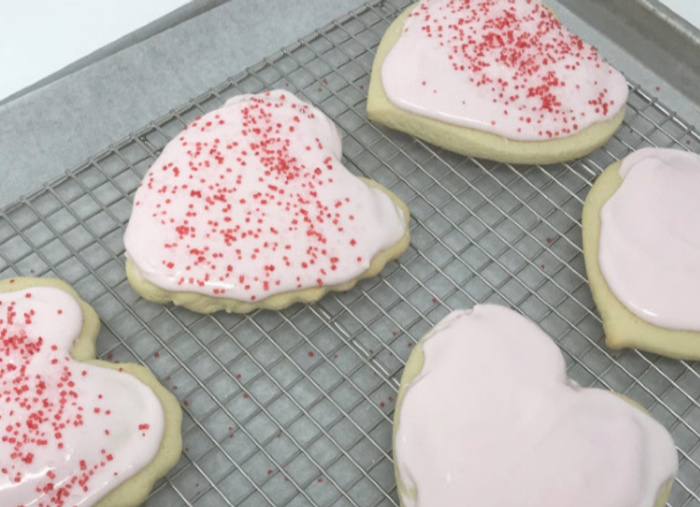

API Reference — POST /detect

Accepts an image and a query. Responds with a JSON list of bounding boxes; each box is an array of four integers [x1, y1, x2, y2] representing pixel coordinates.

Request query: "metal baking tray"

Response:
[[2, 0, 700, 505]]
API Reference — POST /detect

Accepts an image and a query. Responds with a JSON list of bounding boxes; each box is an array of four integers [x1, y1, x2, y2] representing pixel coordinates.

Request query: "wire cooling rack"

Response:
[[3, 0, 700, 505]]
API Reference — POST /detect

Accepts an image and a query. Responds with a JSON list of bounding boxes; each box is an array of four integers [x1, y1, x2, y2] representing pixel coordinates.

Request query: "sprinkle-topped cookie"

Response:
[[381, 0, 627, 140], [0, 281, 174, 507], [367, 0, 628, 163], [125, 90, 409, 313]]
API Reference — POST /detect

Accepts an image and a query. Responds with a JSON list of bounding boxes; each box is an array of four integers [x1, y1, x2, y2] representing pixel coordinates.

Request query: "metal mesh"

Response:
[[3, 0, 700, 505]]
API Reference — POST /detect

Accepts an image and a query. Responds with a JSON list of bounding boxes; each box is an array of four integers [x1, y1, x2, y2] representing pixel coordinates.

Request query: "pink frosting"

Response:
[[0, 285, 165, 507], [599, 148, 700, 331], [124, 90, 406, 302], [396, 305, 678, 507], [381, 0, 629, 140]]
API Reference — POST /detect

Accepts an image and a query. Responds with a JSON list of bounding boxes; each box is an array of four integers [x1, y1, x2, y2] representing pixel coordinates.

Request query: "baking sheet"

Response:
[[2, 0, 700, 505]]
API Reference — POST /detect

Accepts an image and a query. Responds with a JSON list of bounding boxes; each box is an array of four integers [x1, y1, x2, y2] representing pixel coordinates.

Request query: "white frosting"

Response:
[[396, 305, 678, 507], [0, 286, 165, 507], [124, 90, 406, 301], [599, 148, 700, 331], [381, 0, 628, 140]]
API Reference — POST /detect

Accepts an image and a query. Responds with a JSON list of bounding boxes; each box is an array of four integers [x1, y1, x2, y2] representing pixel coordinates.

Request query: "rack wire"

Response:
[[2, 0, 700, 505]]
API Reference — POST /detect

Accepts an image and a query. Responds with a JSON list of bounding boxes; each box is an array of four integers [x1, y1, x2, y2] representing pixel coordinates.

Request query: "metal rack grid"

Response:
[[2, 0, 700, 505]]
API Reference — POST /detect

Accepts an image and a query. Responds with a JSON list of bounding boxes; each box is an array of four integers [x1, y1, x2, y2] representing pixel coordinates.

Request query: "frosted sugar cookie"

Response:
[[394, 305, 677, 507], [367, 0, 628, 164], [582, 148, 700, 359], [124, 90, 410, 313], [0, 277, 182, 507]]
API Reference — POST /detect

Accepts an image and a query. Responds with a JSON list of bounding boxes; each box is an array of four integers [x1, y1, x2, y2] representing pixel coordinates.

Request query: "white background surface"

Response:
[[658, 0, 700, 27], [0, 0, 189, 100]]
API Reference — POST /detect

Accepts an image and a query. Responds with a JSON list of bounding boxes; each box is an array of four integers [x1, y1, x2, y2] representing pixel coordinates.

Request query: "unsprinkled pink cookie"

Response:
[[582, 148, 700, 359], [124, 90, 410, 313], [394, 305, 677, 506], [0, 277, 182, 507], [367, 0, 629, 164]]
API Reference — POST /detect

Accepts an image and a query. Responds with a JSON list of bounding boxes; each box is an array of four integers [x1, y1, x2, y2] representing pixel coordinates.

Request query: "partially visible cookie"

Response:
[[124, 90, 410, 314], [367, 0, 628, 164], [394, 305, 677, 506], [0, 277, 182, 507], [582, 148, 700, 359]]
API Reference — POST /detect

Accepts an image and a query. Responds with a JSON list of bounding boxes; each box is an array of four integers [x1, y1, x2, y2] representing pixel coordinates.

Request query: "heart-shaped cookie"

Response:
[[582, 148, 700, 359], [0, 278, 182, 507], [124, 90, 410, 313], [367, 0, 628, 164], [394, 305, 677, 507]]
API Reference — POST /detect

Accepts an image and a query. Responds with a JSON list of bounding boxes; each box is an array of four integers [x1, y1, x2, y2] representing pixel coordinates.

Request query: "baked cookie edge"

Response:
[[582, 161, 700, 360], [366, 3, 626, 165]]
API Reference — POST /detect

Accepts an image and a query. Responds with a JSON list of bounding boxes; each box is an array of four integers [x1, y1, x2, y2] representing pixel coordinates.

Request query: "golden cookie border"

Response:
[[582, 160, 700, 360]]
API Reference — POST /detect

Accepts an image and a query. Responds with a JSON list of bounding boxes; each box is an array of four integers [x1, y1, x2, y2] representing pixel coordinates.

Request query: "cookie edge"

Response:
[[0, 277, 183, 507], [366, 3, 627, 165], [582, 160, 700, 360], [125, 177, 411, 313]]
